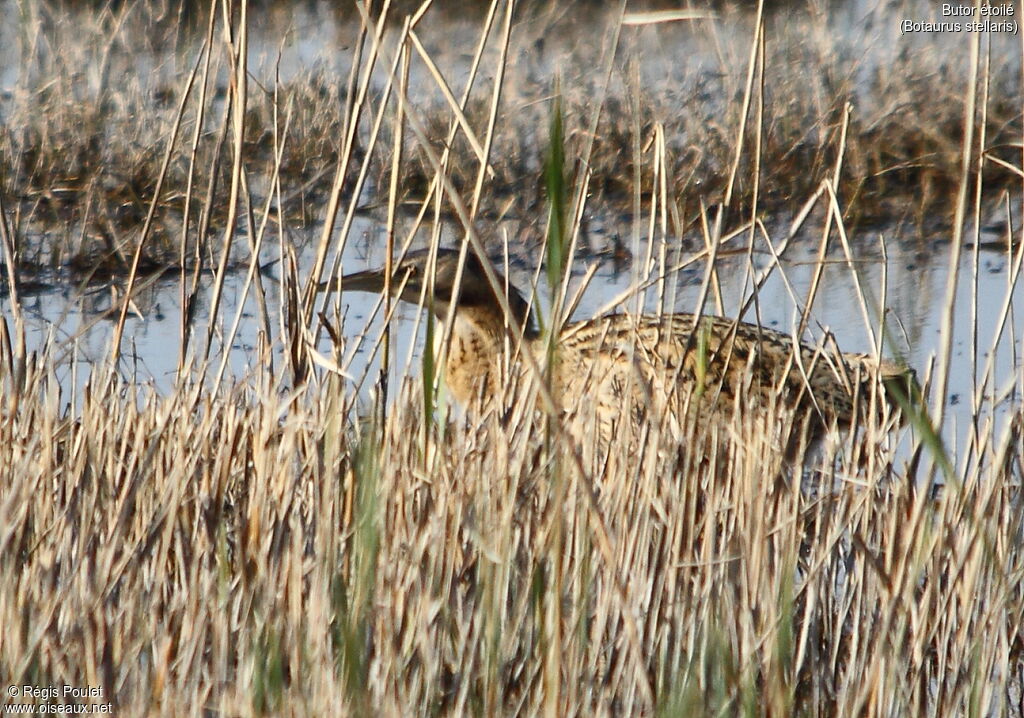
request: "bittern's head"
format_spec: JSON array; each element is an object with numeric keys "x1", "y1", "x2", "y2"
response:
[{"x1": 342, "y1": 248, "x2": 536, "y2": 336}]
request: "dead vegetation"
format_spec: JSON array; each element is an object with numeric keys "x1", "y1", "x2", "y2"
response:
[
  {"x1": 1, "y1": 0, "x2": 1020, "y2": 283},
  {"x1": 1, "y1": 0, "x2": 1024, "y2": 715},
  {"x1": 1, "y1": 320, "x2": 1022, "y2": 715}
]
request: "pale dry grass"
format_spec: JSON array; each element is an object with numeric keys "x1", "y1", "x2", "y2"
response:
[
  {"x1": 2, "y1": 0, "x2": 1020, "y2": 283},
  {"x1": 1, "y1": 338, "x2": 1022, "y2": 716},
  {"x1": 2, "y1": 0, "x2": 1024, "y2": 715}
]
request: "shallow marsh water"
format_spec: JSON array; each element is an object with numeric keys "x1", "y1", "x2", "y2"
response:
[
  {"x1": 13, "y1": 211, "x2": 1023, "y2": 462},
  {"x1": 2, "y1": 0, "x2": 1022, "y2": 459}
]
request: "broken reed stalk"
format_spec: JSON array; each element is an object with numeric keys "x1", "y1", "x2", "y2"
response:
[{"x1": 2, "y1": 2, "x2": 1023, "y2": 716}]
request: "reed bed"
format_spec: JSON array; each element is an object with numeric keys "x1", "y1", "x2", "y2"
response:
[
  {"x1": 2, "y1": 0, "x2": 1024, "y2": 716},
  {"x1": 2, "y1": 0, "x2": 1021, "y2": 280},
  {"x1": 1, "y1": 325, "x2": 1022, "y2": 716}
]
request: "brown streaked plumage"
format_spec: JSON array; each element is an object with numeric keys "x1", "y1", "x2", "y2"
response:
[{"x1": 339, "y1": 248, "x2": 907, "y2": 440}]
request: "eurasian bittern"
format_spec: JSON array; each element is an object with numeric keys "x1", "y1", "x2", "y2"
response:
[{"x1": 340, "y1": 248, "x2": 906, "y2": 440}]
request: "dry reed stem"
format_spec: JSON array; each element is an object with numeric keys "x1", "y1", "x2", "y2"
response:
[
  {"x1": 2, "y1": 1, "x2": 1023, "y2": 716},
  {"x1": 4, "y1": 360, "x2": 1020, "y2": 716}
]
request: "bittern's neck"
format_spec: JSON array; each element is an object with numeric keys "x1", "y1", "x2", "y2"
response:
[
  {"x1": 431, "y1": 284, "x2": 538, "y2": 342},
  {"x1": 435, "y1": 293, "x2": 535, "y2": 407}
]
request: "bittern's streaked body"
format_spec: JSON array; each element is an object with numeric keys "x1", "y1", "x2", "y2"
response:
[{"x1": 341, "y1": 248, "x2": 905, "y2": 439}]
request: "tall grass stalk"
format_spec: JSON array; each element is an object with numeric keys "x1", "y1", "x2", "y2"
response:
[{"x1": 1, "y1": 1, "x2": 1023, "y2": 716}]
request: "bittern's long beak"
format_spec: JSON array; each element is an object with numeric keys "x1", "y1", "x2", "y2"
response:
[
  {"x1": 316, "y1": 268, "x2": 388, "y2": 295},
  {"x1": 319, "y1": 266, "x2": 419, "y2": 303},
  {"x1": 337, "y1": 268, "x2": 388, "y2": 294}
]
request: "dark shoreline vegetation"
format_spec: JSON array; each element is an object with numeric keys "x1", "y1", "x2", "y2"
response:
[
  {"x1": 1, "y1": 0, "x2": 1021, "y2": 285},
  {"x1": 2, "y1": 0, "x2": 1024, "y2": 716}
]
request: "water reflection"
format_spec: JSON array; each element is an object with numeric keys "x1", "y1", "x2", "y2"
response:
[
  {"x1": 13, "y1": 212, "x2": 1023, "y2": 460},
  {"x1": 2, "y1": 0, "x2": 1022, "y2": 460}
]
